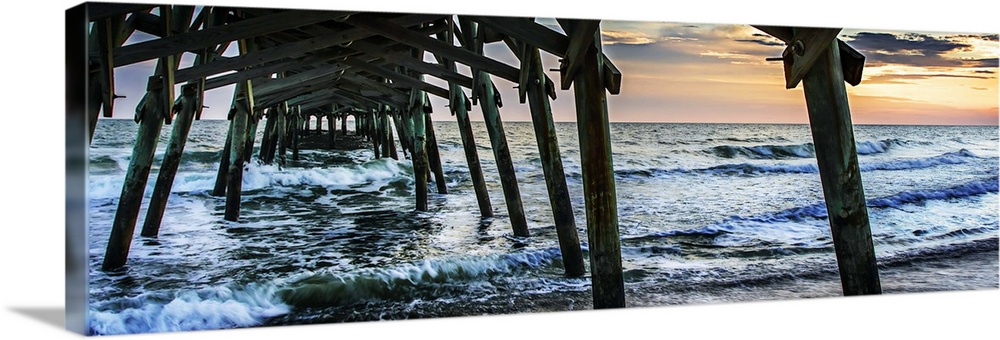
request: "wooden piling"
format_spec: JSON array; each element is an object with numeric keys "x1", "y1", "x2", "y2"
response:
[
  {"x1": 224, "y1": 88, "x2": 252, "y2": 222},
  {"x1": 392, "y1": 111, "x2": 412, "y2": 157},
  {"x1": 425, "y1": 114, "x2": 448, "y2": 194},
  {"x1": 379, "y1": 107, "x2": 392, "y2": 159},
  {"x1": 259, "y1": 108, "x2": 277, "y2": 163},
  {"x1": 411, "y1": 103, "x2": 430, "y2": 211},
  {"x1": 801, "y1": 37, "x2": 881, "y2": 295},
  {"x1": 433, "y1": 28, "x2": 493, "y2": 217},
  {"x1": 277, "y1": 103, "x2": 288, "y2": 166},
  {"x1": 475, "y1": 73, "x2": 529, "y2": 236},
  {"x1": 102, "y1": 77, "x2": 167, "y2": 271},
  {"x1": 140, "y1": 84, "x2": 198, "y2": 238},
  {"x1": 291, "y1": 106, "x2": 300, "y2": 161},
  {"x1": 243, "y1": 113, "x2": 260, "y2": 162},
  {"x1": 462, "y1": 20, "x2": 528, "y2": 235},
  {"x1": 87, "y1": 75, "x2": 104, "y2": 143},
  {"x1": 328, "y1": 112, "x2": 337, "y2": 148},
  {"x1": 523, "y1": 44, "x2": 586, "y2": 277},
  {"x1": 373, "y1": 110, "x2": 383, "y2": 159},
  {"x1": 386, "y1": 112, "x2": 399, "y2": 160},
  {"x1": 570, "y1": 24, "x2": 625, "y2": 308},
  {"x1": 212, "y1": 119, "x2": 234, "y2": 196},
  {"x1": 454, "y1": 94, "x2": 493, "y2": 217}
]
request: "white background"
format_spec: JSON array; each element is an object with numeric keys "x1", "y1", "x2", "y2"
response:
[{"x1": 1, "y1": 0, "x2": 997, "y2": 339}]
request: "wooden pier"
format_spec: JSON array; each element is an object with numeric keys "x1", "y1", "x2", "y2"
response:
[{"x1": 72, "y1": 2, "x2": 882, "y2": 310}]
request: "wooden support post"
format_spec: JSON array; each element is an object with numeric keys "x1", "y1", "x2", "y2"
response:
[
  {"x1": 341, "y1": 114, "x2": 348, "y2": 135},
  {"x1": 372, "y1": 111, "x2": 382, "y2": 159},
  {"x1": 411, "y1": 105, "x2": 430, "y2": 211},
  {"x1": 455, "y1": 96, "x2": 493, "y2": 217},
  {"x1": 259, "y1": 108, "x2": 277, "y2": 163},
  {"x1": 425, "y1": 114, "x2": 447, "y2": 194},
  {"x1": 87, "y1": 75, "x2": 103, "y2": 143},
  {"x1": 291, "y1": 106, "x2": 300, "y2": 161},
  {"x1": 386, "y1": 111, "x2": 399, "y2": 160},
  {"x1": 524, "y1": 44, "x2": 586, "y2": 277},
  {"x1": 570, "y1": 25, "x2": 624, "y2": 308},
  {"x1": 316, "y1": 114, "x2": 322, "y2": 133},
  {"x1": 460, "y1": 20, "x2": 527, "y2": 234},
  {"x1": 140, "y1": 84, "x2": 198, "y2": 238},
  {"x1": 475, "y1": 71, "x2": 528, "y2": 236},
  {"x1": 243, "y1": 113, "x2": 259, "y2": 162},
  {"x1": 436, "y1": 28, "x2": 493, "y2": 217},
  {"x1": 327, "y1": 112, "x2": 336, "y2": 148},
  {"x1": 392, "y1": 110, "x2": 412, "y2": 157},
  {"x1": 379, "y1": 107, "x2": 392, "y2": 159},
  {"x1": 102, "y1": 76, "x2": 167, "y2": 271},
  {"x1": 224, "y1": 87, "x2": 251, "y2": 222},
  {"x1": 800, "y1": 37, "x2": 881, "y2": 296},
  {"x1": 277, "y1": 103, "x2": 288, "y2": 166},
  {"x1": 212, "y1": 119, "x2": 234, "y2": 196},
  {"x1": 300, "y1": 113, "x2": 309, "y2": 136}
]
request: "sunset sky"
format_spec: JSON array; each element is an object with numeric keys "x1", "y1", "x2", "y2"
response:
[{"x1": 108, "y1": 11, "x2": 999, "y2": 125}]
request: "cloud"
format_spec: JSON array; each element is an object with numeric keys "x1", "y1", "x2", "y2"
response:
[
  {"x1": 971, "y1": 87, "x2": 988, "y2": 90},
  {"x1": 969, "y1": 58, "x2": 998, "y2": 68},
  {"x1": 865, "y1": 73, "x2": 991, "y2": 84},
  {"x1": 602, "y1": 30, "x2": 657, "y2": 45},
  {"x1": 844, "y1": 32, "x2": 973, "y2": 67},
  {"x1": 947, "y1": 34, "x2": 999, "y2": 42},
  {"x1": 974, "y1": 69, "x2": 996, "y2": 74},
  {"x1": 735, "y1": 33, "x2": 784, "y2": 47}
]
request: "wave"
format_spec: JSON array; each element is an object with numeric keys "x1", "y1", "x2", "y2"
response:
[
  {"x1": 613, "y1": 149, "x2": 979, "y2": 179},
  {"x1": 709, "y1": 143, "x2": 815, "y2": 159},
  {"x1": 88, "y1": 283, "x2": 289, "y2": 335},
  {"x1": 625, "y1": 177, "x2": 999, "y2": 241},
  {"x1": 88, "y1": 158, "x2": 413, "y2": 200},
  {"x1": 279, "y1": 248, "x2": 561, "y2": 308},
  {"x1": 707, "y1": 139, "x2": 908, "y2": 160},
  {"x1": 88, "y1": 249, "x2": 561, "y2": 335},
  {"x1": 867, "y1": 176, "x2": 999, "y2": 209}
]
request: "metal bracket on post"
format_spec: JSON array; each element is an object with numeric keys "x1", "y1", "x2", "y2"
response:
[
  {"x1": 755, "y1": 25, "x2": 864, "y2": 88},
  {"x1": 781, "y1": 28, "x2": 841, "y2": 89}
]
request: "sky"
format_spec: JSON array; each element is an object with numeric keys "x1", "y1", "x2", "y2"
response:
[{"x1": 104, "y1": 6, "x2": 999, "y2": 126}]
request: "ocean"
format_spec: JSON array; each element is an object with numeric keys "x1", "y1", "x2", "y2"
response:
[{"x1": 85, "y1": 119, "x2": 999, "y2": 335}]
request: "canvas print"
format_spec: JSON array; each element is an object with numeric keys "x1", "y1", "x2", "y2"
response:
[{"x1": 67, "y1": 1, "x2": 999, "y2": 336}]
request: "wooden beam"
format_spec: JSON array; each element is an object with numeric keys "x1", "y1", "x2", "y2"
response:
[
  {"x1": 339, "y1": 72, "x2": 410, "y2": 104},
  {"x1": 470, "y1": 15, "x2": 621, "y2": 94},
  {"x1": 557, "y1": 19, "x2": 601, "y2": 90},
  {"x1": 344, "y1": 14, "x2": 521, "y2": 83},
  {"x1": 170, "y1": 14, "x2": 442, "y2": 84},
  {"x1": 347, "y1": 40, "x2": 474, "y2": 89},
  {"x1": 341, "y1": 57, "x2": 450, "y2": 98},
  {"x1": 94, "y1": 18, "x2": 116, "y2": 118},
  {"x1": 252, "y1": 64, "x2": 350, "y2": 97},
  {"x1": 113, "y1": 10, "x2": 339, "y2": 66},
  {"x1": 838, "y1": 40, "x2": 865, "y2": 86}
]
